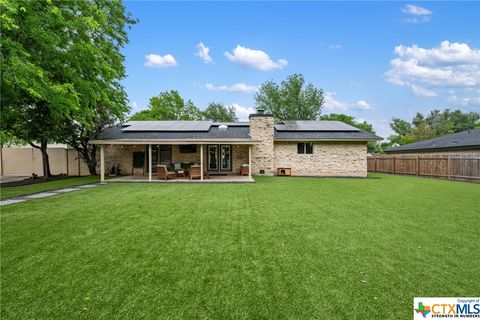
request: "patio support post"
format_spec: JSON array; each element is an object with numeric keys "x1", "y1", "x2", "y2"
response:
[
  {"x1": 248, "y1": 145, "x2": 252, "y2": 179},
  {"x1": 200, "y1": 144, "x2": 204, "y2": 181},
  {"x1": 148, "y1": 144, "x2": 152, "y2": 182},
  {"x1": 100, "y1": 145, "x2": 105, "y2": 182}
]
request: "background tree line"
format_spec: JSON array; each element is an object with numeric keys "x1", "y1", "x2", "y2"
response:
[
  {"x1": 388, "y1": 109, "x2": 480, "y2": 146},
  {"x1": 129, "y1": 90, "x2": 238, "y2": 122}
]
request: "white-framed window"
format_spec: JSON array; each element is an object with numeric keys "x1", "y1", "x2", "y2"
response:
[{"x1": 297, "y1": 142, "x2": 313, "y2": 154}]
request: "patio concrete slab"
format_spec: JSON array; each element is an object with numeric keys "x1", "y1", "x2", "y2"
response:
[{"x1": 0, "y1": 199, "x2": 27, "y2": 206}]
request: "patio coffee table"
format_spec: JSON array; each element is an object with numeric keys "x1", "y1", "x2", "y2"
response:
[{"x1": 176, "y1": 170, "x2": 185, "y2": 177}]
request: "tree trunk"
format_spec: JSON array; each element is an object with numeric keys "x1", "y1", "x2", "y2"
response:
[
  {"x1": 30, "y1": 141, "x2": 52, "y2": 178},
  {"x1": 84, "y1": 148, "x2": 97, "y2": 175},
  {"x1": 40, "y1": 141, "x2": 52, "y2": 178},
  {"x1": 76, "y1": 142, "x2": 97, "y2": 175}
]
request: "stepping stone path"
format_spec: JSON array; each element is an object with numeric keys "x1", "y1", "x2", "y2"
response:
[{"x1": 0, "y1": 184, "x2": 100, "y2": 206}]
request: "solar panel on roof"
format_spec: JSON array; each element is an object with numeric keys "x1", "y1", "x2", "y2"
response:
[
  {"x1": 275, "y1": 121, "x2": 359, "y2": 132},
  {"x1": 122, "y1": 121, "x2": 212, "y2": 132}
]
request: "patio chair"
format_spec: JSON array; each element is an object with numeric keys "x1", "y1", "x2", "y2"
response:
[
  {"x1": 157, "y1": 165, "x2": 177, "y2": 180},
  {"x1": 189, "y1": 165, "x2": 202, "y2": 180},
  {"x1": 108, "y1": 163, "x2": 121, "y2": 176}
]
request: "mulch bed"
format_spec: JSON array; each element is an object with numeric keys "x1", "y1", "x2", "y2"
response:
[{"x1": 1, "y1": 174, "x2": 77, "y2": 188}]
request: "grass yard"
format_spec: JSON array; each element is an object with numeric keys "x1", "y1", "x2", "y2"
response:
[
  {"x1": 0, "y1": 176, "x2": 101, "y2": 200},
  {"x1": 1, "y1": 174, "x2": 479, "y2": 319}
]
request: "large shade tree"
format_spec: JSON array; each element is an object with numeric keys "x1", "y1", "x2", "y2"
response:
[
  {"x1": 130, "y1": 90, "x2": 202, "y2": 121},
  {"x1": 320, "y1": 113, "x2": 379, "y2": 152},
  {"x1": 1, "y1": 0, "x2": 135, "y2": 176},
  {"x1": 202, "y1": 103, "x2": 238, "y2": 122},
  {"x1": 254, "y1": 74, "x2": 324, "y2": 121}
]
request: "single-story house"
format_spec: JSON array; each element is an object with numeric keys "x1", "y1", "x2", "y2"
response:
[
  {"x1": 384, "y1": 128, "x2": 480, "y2": 156},
  {"x1": 89, "y1": 110, "x2": 381, "y2": 182}
]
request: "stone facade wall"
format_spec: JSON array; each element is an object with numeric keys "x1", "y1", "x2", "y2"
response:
[
  {"x1": 232, "y1": 145, "x2": 249, "y2": 175},
  {"x1": 249, "y1": 115, "x2": 275, "y2": 175},
  {"x1": 273, "y1": 141, "x2": 367, "y2": 177},
  {"x1": 100, "y1": 145, "x2": 146, "y2": 175},
  {"x1": 171, "y1": 145, "x2": 200, "y2": 164}
]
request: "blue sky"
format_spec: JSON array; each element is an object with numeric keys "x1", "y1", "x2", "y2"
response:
[{"x1": 122, "y1": 1, "x2": 480, "y2": 138}]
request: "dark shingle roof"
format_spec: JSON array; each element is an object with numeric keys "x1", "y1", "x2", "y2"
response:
[
  {"x1": 92, "y1": 120, "x2": 382, "y2": 142},
  {"x1": 385, "y1": 128, "x2": 480, "y2": 153},
  {"x1": 98, "y1": 123, "x2": 251, "y2": 141},
  {"x1": 122, "y1": 121, "x2": 212, "y2": 131},
  {"x1": 275, "y1": 120, "x2": 359, "y2": 132},
  {"x1": 275, "y1": 130, "x2": 381, "y2": 141}
]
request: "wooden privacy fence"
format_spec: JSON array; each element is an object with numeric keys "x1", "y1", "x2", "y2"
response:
[{"x1": 367, "y1": 155, "x2": 480, "y2": 182}]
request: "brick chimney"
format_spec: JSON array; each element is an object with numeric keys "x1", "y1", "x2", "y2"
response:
[{"x1": 249, "y1": 109, "x2": 275, "y2": 175}]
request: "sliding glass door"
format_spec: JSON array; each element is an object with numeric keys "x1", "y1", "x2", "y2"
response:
[
  {"x1": 146, "y1": 145, "x2": 172, "y2": 172},
  {"x1": 208, "y1": 145, "x2": 218, "y2": 170}
]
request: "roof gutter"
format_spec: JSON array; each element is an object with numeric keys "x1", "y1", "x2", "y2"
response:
[
  {"x1": 89, "y1": 139, "x2": 260, "y2": 145},
  {"x1": 274, "y1": 137, "x2": 382, "y2": 142},
  {"x1": 384, "y1": 145, "x2": 480, "y2": 153}
]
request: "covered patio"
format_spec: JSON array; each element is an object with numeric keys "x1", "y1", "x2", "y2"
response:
[
  {"x1": 90, "y1": 121, "x2": 258, "y2": 183},
  {"x1": 94, "y1": 142, "x2": 255, "y2": 183},
  {"x1": 108, "y1": 174, "x2": 254, "y2": 183}
]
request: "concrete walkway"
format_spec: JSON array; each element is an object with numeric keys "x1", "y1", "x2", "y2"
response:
[{"x1": 0, "y1": 184, "x2": 99, "y2": 206}]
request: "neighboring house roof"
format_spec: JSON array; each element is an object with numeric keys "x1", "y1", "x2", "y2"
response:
[
  {"x1": 385, "y1": 128, "x2": 480, "y2": 153},
  {"x1": 90, "y1": 120, "x2": 382, "y2": 144},
  {"x1": 274, "y1": 121, "x2": 381, "y2": 141}
]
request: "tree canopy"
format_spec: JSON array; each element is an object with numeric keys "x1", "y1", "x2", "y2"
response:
[
  {"x1": 320, "y1": 113, "x2": 374, "y2": 133},
  {"x1": 389, "y1": 109, "x2": 480, "y2": 145},
  {"x1": 254, "y1": 74, "x2": 324, "y2": 121},
  {"x1": 202, "y1": 103, "x2": 238, "y2": 122},
  {"x1": 130, "y1": 91, "x2": 202, "y2": 121},
  {"x1": 1, "y1": 0, "x2": 136, "y2": 175},
  {"x1": 320, "y1": 113, "x2": 379, "y2": 152}
]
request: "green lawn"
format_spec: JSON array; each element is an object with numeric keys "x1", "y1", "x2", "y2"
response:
[
  {"x1": 0, "y1": 176, "x2": 101, "y2": 200},
  {"x1": 1, "y1": 174, "x2": 479, "y2": 319}
]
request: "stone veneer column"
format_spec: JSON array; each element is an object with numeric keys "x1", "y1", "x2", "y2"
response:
[{"x1": 249, "y1": 111, "x2": 275, "y2": 175}]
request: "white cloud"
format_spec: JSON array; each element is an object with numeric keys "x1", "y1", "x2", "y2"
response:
[
  {"x1": 448, "y1": 95, "x2": 480, "y2": 108},
  {"x1": 403, "y1": 4, "x2": 432, "y2": 16},
  {"x1": 228, "y1": 103, "x2": 256, "y2": 121},
  {"x1": 385, "y1": 41, "x2": 480, "y2": 97},
  {"x1": 144, "y1": 54, "x2": 177, "y2": 68},
  {"x1": 411, "y1": 85, "x2": 437, "y2": 97},
  {"x1": 224, "y1": 45, "x2": 288, "y2": 71},
  {"x1": 355, "y1": 100, "x2": 374, "y2": 110},
  {"x1": 329, "y1": 44, "x2": 342, "y2": 49},
  {"x1": 324, "y1": 92, "x2": 374, "y2": 111},
  {"x1": 204, "y1": 83, "x2": 259, "y2": 93},
  {"x1": 402, "y1": 4, "x2": 432, "y2": 23},
  {"x1": 195, "y1": 42, "x2": 212, "y2": 64},
  {"x1": 324, "y1": 92, "x2": 349, "y2": 111}
]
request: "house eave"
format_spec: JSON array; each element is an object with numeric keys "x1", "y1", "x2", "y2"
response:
[
  {"x1": 89, "y1": 139, "x2": 260, "y2": 145},
  {"x1": 274, "y1": 138, "x2": 381, "y2": 142}
]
